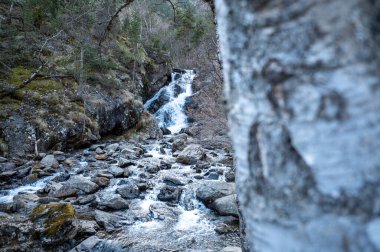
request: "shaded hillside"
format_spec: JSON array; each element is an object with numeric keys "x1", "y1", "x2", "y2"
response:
[{"x1": 0, "y1": 0, "x2": 224, "y2": 157}]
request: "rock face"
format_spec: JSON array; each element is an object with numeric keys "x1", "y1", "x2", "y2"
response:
[{"x1": 216, "y1": 0, "x2": 380, "y2": 251}]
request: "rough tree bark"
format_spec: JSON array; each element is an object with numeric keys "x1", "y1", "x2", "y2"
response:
[{"x1": 215, "y1": 0, "x2": 380, "y2": 251}]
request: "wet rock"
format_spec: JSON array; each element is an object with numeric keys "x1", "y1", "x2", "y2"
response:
[
  {"x1": 0, "y1": 203, "x2": 14, "y2": 213},
  {"x1": 38, "y1": 197, "x2": 60, "y2": 204},
  {"x1": 91, "y1": 177, "x2": 110, "y2": 187},
  {"x1": 163, "y1": 175, "x2": 187, "y2": 186},
  {"x1": 211, "y1": 194, "x2": 239, "y2": 217},
  {"x1": 206, "y1": 172, "x2": 220, "y2": 180},
  {"x1": 77, "y1": 220, "x2": 99, "y2": 236},
  {"x1": 160, "y1": 147, "x2": 166, "y2": 154},
  {"x1": 225, "y1": 171, "x2": 235, "y2": 182},
  {"x1": 95, "y1": 154, "x2": 107, "y2": 160},
  {"x1": 13, "y1": 193, "x2": 39, "y2": 212},
  {"x1": 108, "y1": 166, "x2": 124, "y2": 177},
  {"x1": 51, "y1": 173, "x2": 70, "y2": 183},
  {"x1": 49, "y1": 185, "x2": 78, "y2": 198},
  {"x1": 137, "y1": 181, "x2": 149, "y2": 191},
  {"x1": 172, "y1": 139, "x2": 186, "y2": 152},
  {"x1": 30, "y1": 203, "x2": 77, "y2": 244},
  {"x1": 161, "y1": 128, "x2": 171, "y2": 135},
  {"x1": 40, "y1": 155, "x2": 59, "y2": 169},
  {"x1": 94, "y1": 210, "x2": 134, "y2": 232},
  {"x1": 169, "y1": 133, "x2": 188, "y2": 143},
  {"x1": 146, "y1": 164, "x2": 160, "y2": 174},
  {"x1": 69, "y1": 235, "x2": 125, "y2": 252},
  {"x1": 123, "y1": 168, "x2": 130, "y2": 178},
  {"x1": 179, "y1": 127, "x2": 197, "y2": 136},
  {"x1": 66, "y1": 175, "x2": 99, "y2": 194},
  {"x1": 0, "y1": 170, "x2": 17, "y2": 179},
  {"x1": 105, "y1": 143, "x2": 119, "y2": 153},
  {"x1": 117, "y1": 180, "x2": 140, "y2": 199},
  {"x1": 160, "y1": 160, "x2": 172, "y2": 170},
  {"x1": 90, "y1": 144, "x2": 105, "y2": 151},
  {"x1": 196, "y1": 181, "x2": 235, "y2": 204},
  {"x1": 95, "y1": 147, "x2": 105, "y2": 154},
  {"x1": 157, "y1": 186, "x2": 182, "y2": 203},
  {"x1": 23, "y1": 173, "x2": 39, "y2": 183},
  {"x1": 97, "y1": 194, "x2": 129, "y2": 210},
  {"x1": 77, "y1": 194, "x2": 96, "y2": 205},
  {"x1": 1, "y1": 162, "x2": 16, "y2": 171},
  {"x1": 0, "y1": 157, "x2": 7, "y2": 163},
  {"x1": 118, "y1": 157, "x2": 133, "y2": 168},
  {"x1": 149, "y1": 202, "x2": 181, "y2": 221},
  {"x1": 176, "y1": 155, "x2": 197, "y2": 165},
  {"x1": 176, "y1": 144, "x2": 205, "y2": 165},
  {"x1": 97, "y1": 172, "x2": 114, "y2": 179},
  {"x1": 121, "y1": 147, "x2": 143, "y2": 159}
]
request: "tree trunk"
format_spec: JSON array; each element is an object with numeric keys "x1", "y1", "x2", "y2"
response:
[{"x1": 215, "y1": 0, "x2": 380, "y2": 251}]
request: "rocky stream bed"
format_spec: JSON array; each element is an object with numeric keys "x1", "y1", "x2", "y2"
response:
[{"x1": 0, "y1": 70, "x2": 241, "y2": 252}]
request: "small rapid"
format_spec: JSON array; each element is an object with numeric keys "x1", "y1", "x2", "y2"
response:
[{"x1": 144, "y1": 69, "x2": 196, "y2": 133}]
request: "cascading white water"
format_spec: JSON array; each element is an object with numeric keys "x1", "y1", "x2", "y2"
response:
[{"x1": 144, "y1": 70, "x2": 196, "y2": 134}]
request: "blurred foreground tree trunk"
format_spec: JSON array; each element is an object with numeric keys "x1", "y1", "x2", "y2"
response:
[{"x1": 215, "y1": 0, "x2": 380, "y2": 251}]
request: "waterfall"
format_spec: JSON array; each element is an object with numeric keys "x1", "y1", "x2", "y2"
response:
[{"x1": 144, "y1": 70, "x2": 196, "y2": 134}]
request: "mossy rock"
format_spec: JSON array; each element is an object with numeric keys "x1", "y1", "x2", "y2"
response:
[{"x1": 30, "y1": 203, "x2": 78, "y2": 244}]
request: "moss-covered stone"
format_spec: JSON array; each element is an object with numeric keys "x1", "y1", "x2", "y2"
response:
[{"x1": 30, "y1": 203, "x2": 76, "y2": 239}]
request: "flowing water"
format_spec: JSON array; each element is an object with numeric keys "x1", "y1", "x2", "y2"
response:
[
  {"x1": 0, "y1": 70, "x2": 240, "y2": 251},
  {"x1": 144, "y1": 70, "x2": 195, "y2": 133}
]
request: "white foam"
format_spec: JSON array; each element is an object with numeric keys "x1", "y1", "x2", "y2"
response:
[{"x1": 0, "y1": 176, "x2": 52, "y2": 203}]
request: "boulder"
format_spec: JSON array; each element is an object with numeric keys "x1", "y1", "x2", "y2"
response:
[
  {"x1": 118, "y1": 157, "x2": 133, "y2": 168},
  {"x1": 105, "y1": 143, "x2": 119, "y2": 153},
  {"x1": 13, "y1": 193, "x2": 39, "y2": 212},
  {"x1": 117, "y1": 180, "x2": 140, "y2": 199},
  {"x1": 91, "y1": 177, "x2": 110, "y2": 187},
  {"x1": 196, "y1": 181, "x2": 235, "y2": 204},
  {"x1": 30, "y1": 203, "x2": 77, "y2": 244},
  {"x1": 40, "y1": 155, "x2": 59, "y2": 169},
  {"x1": 69, "y1": 236, "x2": 125, "y2": 252},
  {"x1": 108, "y1": 166, "x2": 124, "y2": 177},
  {"x1": 157, "y1": 186, "x2": 182, "y2": 203},
  {"x1": 176, "y1": 144, "x2": 205, "y2": 165},
  {"x1": 94, "y1": 210, "x2": 134, "y2": 232},
  {"x1": 66, "y1": 175, "x2": 99, "y2": 194},
  {"x1": 97, "y1": 194, "x2": 129, "y2": 210},
  {"x1": 172, "y1": 139, "x2": 186, "y2": 152},
  {"x1": 49, "y1": 185, "x2": 78, "y2": 198},
  {"x1": 149, "y1": 202, "x2": 181, "y2": 221},
  {"x1": 163, "y1": 175, "x2": 187, "y2": 186},
  {"x1": 77, "y1": 220, "x2": 99, "y2": 236},
  {"x1": 211, "y1": 194, "x2": 239, "y2": 217}
]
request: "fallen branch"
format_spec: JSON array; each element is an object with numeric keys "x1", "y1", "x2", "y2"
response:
[
  {"x1": 39, "y1": 74, "x2": 74, "y2": 80},
  {"x1": 22, "y1": 62, "x2": 47, "y2": 85}
]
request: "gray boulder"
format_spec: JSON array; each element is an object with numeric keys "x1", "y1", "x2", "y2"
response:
[
  {"x1": 117, "y1": 180, "x2": 140, "y2": 199},
  {"x1": 69, "y1": 236, "x2": 125, "y2": 252},
  {"x1": 211, "y1": 194, "x2": 239, "y2": 217},
  {"x1": 196, "y1": 181, "x2": 235, "y2": 204},
  {"x1": 66, "y1": 175, "x2": 99, "y2": 194},
  {"x1": 40, "y1": 155, "x2": 59, "y2": 168},
  {"x1": 94, "y1": 210, "x2": 134, "y2": 232}
]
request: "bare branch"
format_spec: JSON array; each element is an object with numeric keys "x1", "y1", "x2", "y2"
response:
[
  {"x1": 98, "y1": 0, "x2": 135, "y2": 49},
  {"x1": 22, "y1": 62, "x2": 47, "y2": 85}
]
